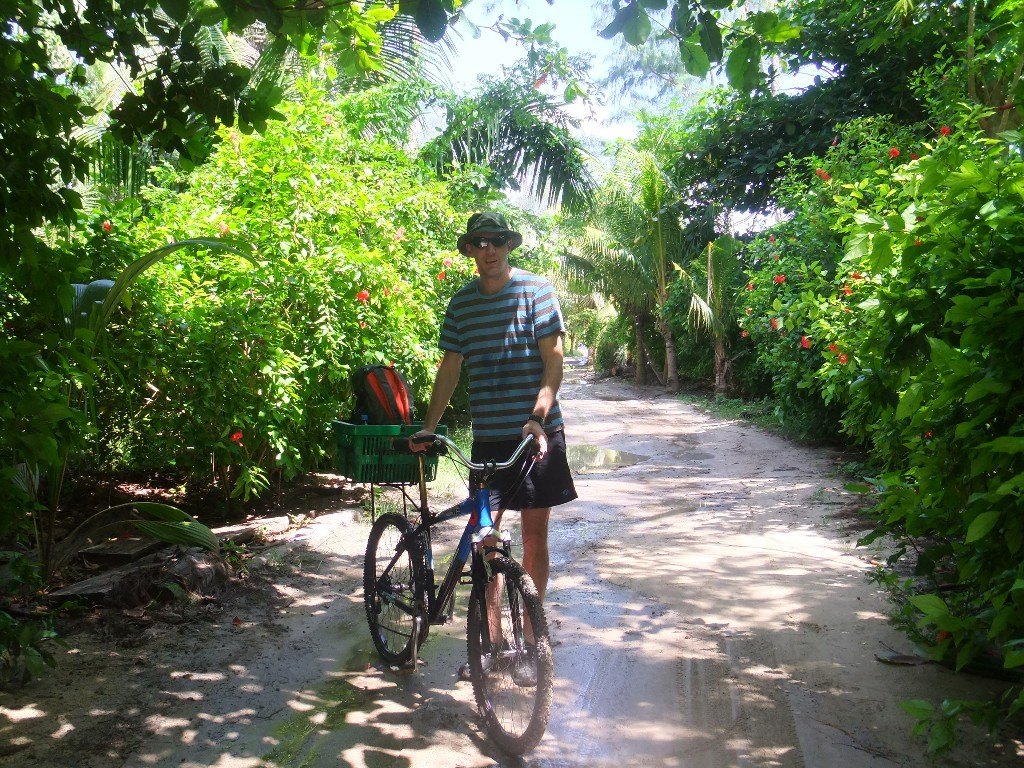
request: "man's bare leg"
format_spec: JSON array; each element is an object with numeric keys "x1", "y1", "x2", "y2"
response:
[{"x1": 520, "y1": 507, "x2": 550, "y2": 643}]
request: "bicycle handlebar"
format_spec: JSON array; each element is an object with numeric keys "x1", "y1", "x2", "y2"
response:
[{"x1": 393, "y1": 433, "x2": 536, "y2": 472}]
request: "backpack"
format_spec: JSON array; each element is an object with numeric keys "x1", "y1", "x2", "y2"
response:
[{"x1": 351, "y1": 364, "x2": 414, "y2": 425}]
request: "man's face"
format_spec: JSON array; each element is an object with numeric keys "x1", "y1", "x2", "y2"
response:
[{"x1": 465, "y1": 235, "x2": 512, "y2": 280}]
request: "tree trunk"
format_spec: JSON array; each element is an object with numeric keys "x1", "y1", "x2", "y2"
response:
[
  {"x1": 634, "y1": 317, "x2": 647, "y2": 386},
  {"x1": 714, "y1": 336, "x2": 728, "y2": 396},
  {"x1": 656, "y1": 317, "x2": 680, "y2": 393}
]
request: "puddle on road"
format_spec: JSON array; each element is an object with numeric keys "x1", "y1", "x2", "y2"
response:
[{"x1": 567, "y1": 444, "x2": 647, "y2": 475}]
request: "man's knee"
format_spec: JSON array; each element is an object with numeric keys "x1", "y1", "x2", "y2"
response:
[{"x1": 520, "y1": 507, "x2": 550, "y2": 550}]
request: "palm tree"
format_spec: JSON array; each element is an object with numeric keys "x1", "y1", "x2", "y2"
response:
[
  {"x1": 422, "y1": 78, "x2": 595, "y2": 213},
  {"x1": 679, "y1": 235, "x2": 741, "y2": 395},
  {"x1": 564, "y1": 147, "x2": 685, "y2": 390}
]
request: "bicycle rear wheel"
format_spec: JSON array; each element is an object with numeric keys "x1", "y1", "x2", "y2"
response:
[
  {"x1": 364, "y1": 513, "x2": 426, "y2": 666},
  {"x1": 466, "y1": 556, "x2": 553, "y2": 755}
]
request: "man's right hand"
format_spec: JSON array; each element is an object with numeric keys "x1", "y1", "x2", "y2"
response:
[{"x1": 408, "y1": 429, "x2": 434, "y2": 452}]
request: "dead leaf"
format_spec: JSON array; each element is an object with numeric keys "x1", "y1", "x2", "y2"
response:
[{"x1": 874, "y1": 651, "x2": 931, "y2": 666}]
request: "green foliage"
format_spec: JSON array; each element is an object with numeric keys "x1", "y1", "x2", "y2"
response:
[
  {"x1": 594, "y1": 313, "x2": 632, "y2": 374},
  {"x1": 598, "y1": 1, "x2": 800, "y2": 93},
  {"x1": 92, "y1": 81, "x2": 469, "y2": 501},
  {"x1": 735, "y1": 70, "x2": 1024, "y2": 744},
  {"x1": 0, "y1": 611, "x2": 58, "y2": 688}
]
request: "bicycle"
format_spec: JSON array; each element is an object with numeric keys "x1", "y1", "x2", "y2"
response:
[{"x1": 362, "y1": 432, "x2": 554, "y2": 755}]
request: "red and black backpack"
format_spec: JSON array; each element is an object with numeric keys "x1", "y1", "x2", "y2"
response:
[{"x1": 351, "y1": 364, "x2": 414, "y2": 425}]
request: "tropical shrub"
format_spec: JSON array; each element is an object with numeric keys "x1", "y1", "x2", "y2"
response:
[
  {"x1": 90, "y1": 81, "x2": 473, "y2": 502},
  {"x1": 738, "y1": 78, "x2": 1024, "y2": 743}
]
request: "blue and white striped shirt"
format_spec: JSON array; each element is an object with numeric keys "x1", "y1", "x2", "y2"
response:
[{"x1": 440, "y1": 270, "x2": 565, "y2": 441}]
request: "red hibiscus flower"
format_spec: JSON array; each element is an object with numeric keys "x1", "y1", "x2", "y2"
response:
[
  {"x1": 101, "y1": 220, "x2": 112, "y2": 233},
  {"x1": 851, "y1": 271, "x2": 863, "y2": 280},
  {"x1": 914, "y1": 238, "x2": 923, "y2": 246},
  {"x1": 828, "y1": 343, "x2": 839, "y2": 353},
  {"x1": 815, "y1": 168, "x2": 831, "y2": 181},
  {"x1": 769, "y1": 317, "x2": 779, "y2": 330},
  {"x1": 939, "y1": 125, "x2": 951, "y2": 136},
  {"x1": 356, "y1": 289, "x2": 370, "y2": 303},
  {"x1": 801, "y1": 335, "x2": 811, "y2": 349},
  {"x1": 889, "y1": 147, "x2": 900, "y2": 159},
  {"x1": 910, "y1": 153, "x2": 919, "y2": 160},
  {"x1": 839, "y1": 353, "x2": 848, "y2": 364},
  {"x1": 842, "y1": 284, "x2": 853, "y2": 296},
  {"x1": 746, "y1": 282, "x2": 755, "y2": 291},
  {"x1": 773, "y1": 274, "x2": 786, "y2": 285},
  {"x1": 437, "y1": 271, "x2": 446, "y2": 281},
  {"x1": 924, "y1": 431, "x2": 933, "y2": 439},
  {"x1": 229, "y1": 430, "x2": 243, "y2": 444}
]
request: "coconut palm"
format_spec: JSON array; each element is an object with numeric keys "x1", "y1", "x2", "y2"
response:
[
  {"x1": 422, "y1": 77, "x2": 595, "y2": 213},
  {"x1": 678, "y1": 234, "x2": 742, "y2": 395},
  {"x1": 563, "y1": 147, "x2": 685, "y2": 390}
]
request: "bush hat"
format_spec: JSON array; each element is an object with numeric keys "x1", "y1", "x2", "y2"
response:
[{"x1": 456, "y1": 211, "x2": 523, "y2": 254}]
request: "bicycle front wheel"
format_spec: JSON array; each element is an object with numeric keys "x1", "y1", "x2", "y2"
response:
[
  {"x1": 466, "y1": 556, "x2": 553, "y2": 755},
  {"x1": 364, "y1": 513, "x2": 425, "y2": 666}
]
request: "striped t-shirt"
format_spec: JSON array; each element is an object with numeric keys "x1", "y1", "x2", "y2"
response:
[{"x1": 440, "y1": 269, "x2": 565, "y2": 441}]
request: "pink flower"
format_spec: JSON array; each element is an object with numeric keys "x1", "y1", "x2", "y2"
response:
[
  {"x1": 741, "y1": 329, "x2": 749, "y2": 338},
  {"x1": 769, "y1": 235, "x2": 776, "y2": 244},
  {"x1": 101, "y1": 220, "x2": 112, "y2": 233},
  {"x1": 219, "y1": 222, "x2": 230, "y2": 235},
  {"x1": 889, "y1": 147, "x2": 900, "y2": 159},
  {"x1": 939, "y1": 125, "x2": 951, "y2": 136},
  {"x1": 356, "y1": 289, "x2": 370, "y2": 303},
  {"x1": 324, "y1": 114, "x2": 335, "y2": 126},
  {"x1": 443, "y1": 257, "x2": 452, "y2": 267},
  {"x1": 394, "y1": 227, "x2": 405, "y2": 241},
  {"x1": 773, "y1": 274, "x2": 786, "y2": 285}
]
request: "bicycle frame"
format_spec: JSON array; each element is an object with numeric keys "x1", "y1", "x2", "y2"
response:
[{"x1": 376, "y1": 453, "x2": 504, "y2": 629}]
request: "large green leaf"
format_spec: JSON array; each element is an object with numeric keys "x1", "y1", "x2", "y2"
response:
[
  {"x1": 965, "y1": 510, "x2": 1001, "y2": 543},
  {"x1": 99, "y1": 502, "x2": 220, "y2": 553},
  {"x1": 699, "y1": 11, "x2": 724, "y2": 63},
  {"x1": 95, "y1": 239, "x2": 255, "y2": 339}
]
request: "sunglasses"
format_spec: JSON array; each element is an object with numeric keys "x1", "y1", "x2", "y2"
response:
[{"x1": 467, "y1": 235, "x2": 509, "y2": 249}]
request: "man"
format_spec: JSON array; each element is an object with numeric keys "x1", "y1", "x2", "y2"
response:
[{"x1": 413, "y1": 211, "x2": 577, "y2": 681}]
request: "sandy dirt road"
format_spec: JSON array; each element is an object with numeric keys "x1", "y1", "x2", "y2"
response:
[{"x1": 3, "y1": 373, "x2": 1021, "y2": 767}]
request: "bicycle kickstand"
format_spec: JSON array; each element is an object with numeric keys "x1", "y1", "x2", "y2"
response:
[{"x1": 409, "y1": 615, "x2": 423, "y2": 669}]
